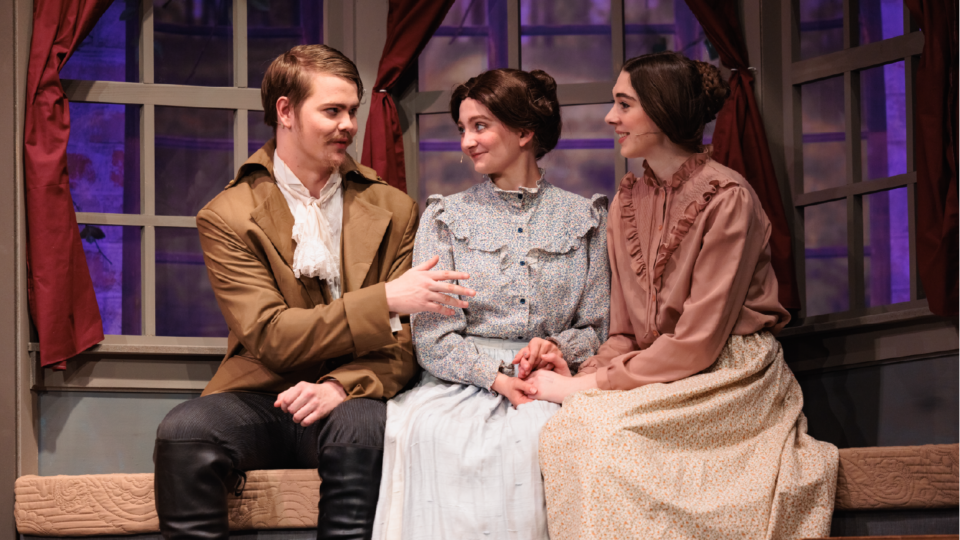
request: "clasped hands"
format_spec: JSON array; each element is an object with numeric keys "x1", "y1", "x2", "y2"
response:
[{"x1": 492, "y1": 337, "x2": 590, "y2": 408}]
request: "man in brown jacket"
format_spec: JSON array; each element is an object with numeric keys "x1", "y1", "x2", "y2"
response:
[{"x1": 153, "y1": 45, "x2": 473, "y2": 540}]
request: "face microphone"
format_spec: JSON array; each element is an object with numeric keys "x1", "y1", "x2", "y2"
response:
[{"x1": 619, "y1": 131, "x2": 661, "y2": 140}]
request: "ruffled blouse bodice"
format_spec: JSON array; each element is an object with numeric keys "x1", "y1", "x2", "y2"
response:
[
  {"x1": 411, "y1": 178, "x2": 611, "y2": 389},
  {"x1": 578, "y1": 154, "x2": 790, "y2": 391}
]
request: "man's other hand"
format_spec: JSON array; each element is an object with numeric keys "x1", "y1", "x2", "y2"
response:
[
  {"x1": 385, "y1": 255, "x2": 476, "y2": 316},
  {"x1": 274, "y1": 380, "x2": 347, "y2": 427}
]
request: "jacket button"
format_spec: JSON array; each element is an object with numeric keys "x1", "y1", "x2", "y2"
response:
[
  {"x1": 519, "y1": 298, "x2": 526, "y2": 304},
  {"x1": 518, "y1": 227, "x2": 523, "y2": 233},
  {"x1": 520, "y1": 261, "x2": 526, "y2": 266}
]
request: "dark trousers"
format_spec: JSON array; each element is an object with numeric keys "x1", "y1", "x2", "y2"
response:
[
  {"x1": 156, "y1": 392, "x2": 386, "y2": 471},
  {"x1": 154, "y1": 392, "x2": 386, "y2": 540}
]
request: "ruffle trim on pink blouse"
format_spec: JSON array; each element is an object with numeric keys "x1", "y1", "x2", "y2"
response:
[
  {"x1": 641, "y1": 152, "x2": 710, "y2": 189},
  {"x1": 619, "y1": 157, "x2": 739, "y2": 290},
  {"x1": 652, "y1": 173, "x2": 739, "y2": 284},
  {"x1": 616, "y1": 171, "x2": 649, "y2": 291}
]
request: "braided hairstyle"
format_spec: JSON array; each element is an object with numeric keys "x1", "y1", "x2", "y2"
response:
[
  {"x1": 450, "y1": 69, "x2": 562, "y2": 160},
  {"x1": 620, "y1": 51, "x2": 730, "y2": 153}
]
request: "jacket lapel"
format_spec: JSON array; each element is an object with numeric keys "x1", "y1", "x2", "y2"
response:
[
  {"x1": 250, "y1": 186, "x2": 296, "y2": 268},
  {"x1": 249, "y1": 184, "x2": 325, "y2": 306},
  {"x1": 341, "y1": 174, "x2": 393, "y2": 292}
]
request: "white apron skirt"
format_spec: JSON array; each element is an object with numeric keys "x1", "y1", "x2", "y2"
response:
[{"x1": 373, "y1": 337, "x2": 561, "y2": 540}]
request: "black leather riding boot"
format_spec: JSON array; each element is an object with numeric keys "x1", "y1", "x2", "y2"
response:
[
  {"x1": 154, "y1": 439, "x2": 236, "y2": 540},
  {"x1": 316, "y1": 443, "x2": 384, "y2": 540}
]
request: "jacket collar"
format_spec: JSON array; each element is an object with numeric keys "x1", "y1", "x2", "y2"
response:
[{"x1": 238, "y1": 140, "x2": 392, "y2": 298}]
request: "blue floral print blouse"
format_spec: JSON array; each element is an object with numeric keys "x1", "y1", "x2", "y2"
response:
[{"x1": 411, "y1": 176, "x2": 611, "y2": 390}]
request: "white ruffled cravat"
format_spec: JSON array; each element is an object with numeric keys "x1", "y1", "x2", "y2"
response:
[{"x1": 273, "y1": 151, "x2": 342, "y2": 294}]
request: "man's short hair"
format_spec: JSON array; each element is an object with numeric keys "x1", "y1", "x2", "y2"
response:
[{"x1": 261, "y1": 44, "x2": 364, "y2": 131}]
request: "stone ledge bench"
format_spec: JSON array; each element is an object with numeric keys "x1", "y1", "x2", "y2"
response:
[{"x1": 14, "y1": 444, "x2": 959, "y2": 537}]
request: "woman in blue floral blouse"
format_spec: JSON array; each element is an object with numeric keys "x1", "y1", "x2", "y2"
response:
[{"x1": 372, "y1": 68, "x2": 610, "y2": 540}]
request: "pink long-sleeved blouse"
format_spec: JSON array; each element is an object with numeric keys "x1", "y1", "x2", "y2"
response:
[{"x1": 578, "y1": 153, "x2": 790, "y2": 391}]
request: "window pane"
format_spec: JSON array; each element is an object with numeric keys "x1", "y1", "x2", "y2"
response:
[
  {"x1": 61, "y1": 0, "x2": 139, "y2": 82},
  {"x1": 156, "y1": 106, "x2": 234, "y2": 217},
  {"x1": 861, "y1": 61, "x2": 907, "y2": 181},
  {"x1": 420, "y1": 0, "x2": 507, "y2": 92},
  {"x1": 624, "y1": 0, "x2": 715, "y2": 63},
  {"x1": 521, "y1": 0, "x2": 612, "y2": 84},
  {"x1": 248, "y1": 0, "x2": 323, "y2": 89},
  {"x1": 859, "y1": 0, "x2": 904, "y2": 46},
  {"x1": 248, "y1": 110, "x2": 275, "y2": 156},
  {"x1": 864, "y1": 188, "x2": 910, "y2": 307},
  {"x1": 801, "y1": 76, "x2": 846, "y2": 193},
  {"x1": 539, "y1": 104, "x2": 616, "y2": 199},
  {"x1": 417, "y1": 113, "x2": 476, "y2": 211},
  {"x1": 69, "y1": 103, "x2": 141, "y2": 214},
  {"x1": 804, "y1": 199, "x2": 848, "y2": 316},
  {"x1": 155, "y1": 0, "x2": 233, "y2": 86},
  {"x1": 79, "y1": 224, "x2": 142, "y2": 335},
  {"x1": 798, "y1": 0, "x2": 844, "y2": 60},
  {"x1": 156, "y1": 227, "x2": 228, "y2": 337}
]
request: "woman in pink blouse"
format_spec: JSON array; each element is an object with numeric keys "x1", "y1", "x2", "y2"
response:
[{"x1": 524, "y1": 52, "x2": 839, "y2": 539}]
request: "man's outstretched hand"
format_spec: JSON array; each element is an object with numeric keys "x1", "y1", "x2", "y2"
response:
[
  {"x1": 275, "y1": 380, "x2": 347, "y2": 427},
  {"x1": 385, "y1": 255, "x2": 476, "y2": 316}
]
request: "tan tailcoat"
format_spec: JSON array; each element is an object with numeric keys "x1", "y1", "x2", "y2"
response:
[{"x1": 197, "y1": 140, "x2": 419, "y2": 400}]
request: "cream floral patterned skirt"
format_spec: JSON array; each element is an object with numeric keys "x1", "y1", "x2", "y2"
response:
[{"x1": 539, "y1": 332, "x2": 839, "y2": 540}]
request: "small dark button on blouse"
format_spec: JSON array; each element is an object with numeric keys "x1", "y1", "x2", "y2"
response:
[
  {"x1": 517, "y1": 227, "x2": 523, "y2": 233},
  {"x1": 520, "y1": 261, "x2": 526, "y2": 266},
  {"x1": 520, "y1": 298, "x2": 526, "y2": 304},
  {"x1": 517, "y1": 194, "x2": 523, "y2": 200}
]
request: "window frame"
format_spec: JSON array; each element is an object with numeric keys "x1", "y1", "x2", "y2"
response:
[
  {"x1": 780, "y1": 0, "x2": 927, "y2": 325},
  {"x1": 62, "y1": 0, "x2": 267, "y2": 350}
]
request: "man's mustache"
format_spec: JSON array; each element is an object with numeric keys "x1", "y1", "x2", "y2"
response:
[{"x1": 329, "y1": 133, "x2": 353, "y2": 145}]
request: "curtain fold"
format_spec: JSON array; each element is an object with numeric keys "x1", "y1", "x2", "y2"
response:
[
  {"x1": 361, "y1": 0, "x2": 456, "y2": 193},
  {"x1": 24, "y1": 0, "x2": 114, "y2": 368},
  {"x1": 904, "y1": 0, "x2": 958, "y2": 317},
  {"x1": 683, "y1": 0, "x2": 801, "y2": 311}
]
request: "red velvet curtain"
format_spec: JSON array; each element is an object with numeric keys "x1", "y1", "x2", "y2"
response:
[
  {"x1": 683, "y1": 0, "x2": 801, "y2": 311},
  {"x1": 904, "y1": 0, "x2": 958, "y2": 317},
  {"x1": 24, "y1": 0, "x2": 113, "y2": 368},
  {"x1": 361, "y1": 0, "x2": 457, "y2": 192}
]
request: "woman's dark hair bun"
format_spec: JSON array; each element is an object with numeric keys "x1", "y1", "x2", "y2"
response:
[
  {"x1": 694, "y1": 61, "x2": 730, "y2": 123},
  {"x1": 529, "y1": 69, "x2": 558, "y2": 101}
]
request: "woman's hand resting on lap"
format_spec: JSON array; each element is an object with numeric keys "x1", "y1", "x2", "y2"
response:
[{"x1": 491, "y1": 373, "x2": 537, "y2": 407}]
